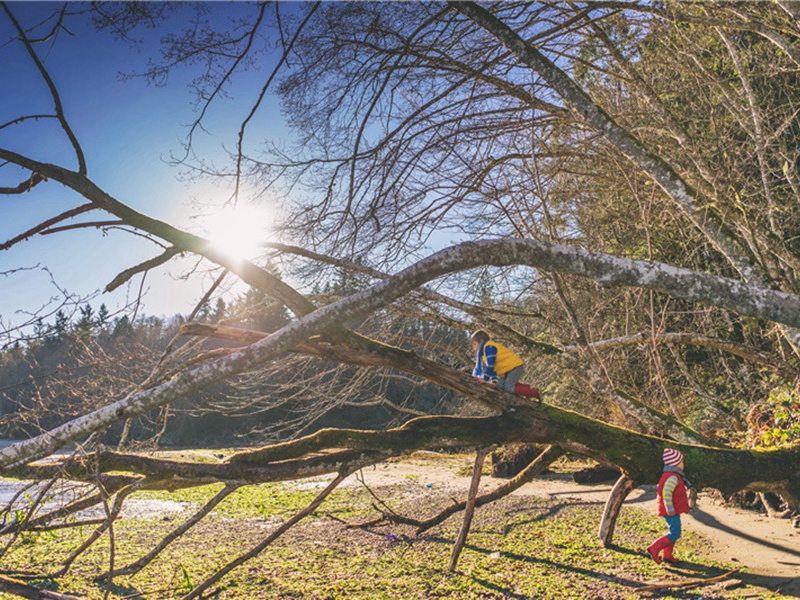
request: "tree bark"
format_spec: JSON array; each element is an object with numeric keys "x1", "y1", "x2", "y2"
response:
[
  {"x1": 449, "y1": 447, "x2": 489, "y2": 572},
  {"x1": 0, "y1": 575, "x2": 82, "y2": 600},
  {"x1": 11, "y1": 408, "x2": 799, "y2": 505},
  {"x1": 598, "y1": 475, "x2": 639, "y2": 547}
]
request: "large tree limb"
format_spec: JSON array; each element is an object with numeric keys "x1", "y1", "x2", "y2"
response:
[
  {"x1": 0, "y1": 155, "x2": 793, "y2": 455},
  {"x1": 9, "y1": 448, "x2": 388, "y2": 490},
  {"x1": 5, "y1": 235, "x2": 800, "y2": 468},
  {"x1": 264, "y1": 242, "x2": 557, "y2": 354},
  {"x1": 181, "y1": 321, "x2": 711, "y2": 445},
  {"x1": 598, "y1": 475, "x2": 639, "y2": 547},
  {"x1": 9, "y1": 407, "x2": 799, "y2": 503}
]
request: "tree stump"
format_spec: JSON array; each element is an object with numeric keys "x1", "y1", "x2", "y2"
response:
[{"x1": 491, "y1": 443, "x2": 547, "y2": 477}]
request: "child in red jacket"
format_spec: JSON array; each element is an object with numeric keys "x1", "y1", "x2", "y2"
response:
[{"x1": 648, "y1": 448, "x2": 692, "y2": 564}]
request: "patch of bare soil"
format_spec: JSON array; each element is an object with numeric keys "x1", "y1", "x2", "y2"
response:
[{"x1": 355, "y1": 452, "x2": 800, "y2": 598}]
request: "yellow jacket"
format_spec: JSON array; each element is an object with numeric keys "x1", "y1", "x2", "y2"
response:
[{"x1": 473, "y1": 340, "x2": 523, "y2": 380}]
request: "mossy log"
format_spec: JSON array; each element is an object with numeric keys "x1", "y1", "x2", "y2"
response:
[{"x1": 9, "y1": 402, "x2": 798, "y2": 505}]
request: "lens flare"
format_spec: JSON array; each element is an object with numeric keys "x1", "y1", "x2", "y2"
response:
[{"x1": 202, "y1": 204, "x2": 271, "y2": 261}]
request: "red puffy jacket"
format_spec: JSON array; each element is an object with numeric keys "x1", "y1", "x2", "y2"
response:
[{"x1": 657, "y1": 471, "x2": 690, "y2": 516}]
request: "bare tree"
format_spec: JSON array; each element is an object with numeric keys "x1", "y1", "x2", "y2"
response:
[{"x1": 1, "y1": 2, "x2": 799, "y2": 597}]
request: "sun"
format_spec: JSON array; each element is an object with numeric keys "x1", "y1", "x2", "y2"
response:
[{"x1": 201, "y1": 204, "x2": 272, "y2": 262}]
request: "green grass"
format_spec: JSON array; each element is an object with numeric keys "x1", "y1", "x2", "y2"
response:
[{"x1": 0, "y1": 457, "x2": 788, "y2": 600}]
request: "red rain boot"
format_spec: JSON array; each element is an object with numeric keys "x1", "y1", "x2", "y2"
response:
[
  {"x1": 514, "y1": 383, "x2": 541, "y2": 401},
  {"x1": 647, "y1": 535, "x2": 671, "y2": 564},
  {"x1": 662, "y1": 542, "x2": 680, "y2": 564}
]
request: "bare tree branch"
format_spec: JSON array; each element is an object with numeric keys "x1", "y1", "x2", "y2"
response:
[
  {"x1": 105, "y1": 246, "x2": 182, "y2": 292},
  {"x1": 2, "y1": 5, "x2": 86, "y2": 174},
  {"x1": 0, "y1": 172, "x2": 48, "y2": 195},
  {"x1": 0, "y1": 203, "x2": 95, "y2": 250}
]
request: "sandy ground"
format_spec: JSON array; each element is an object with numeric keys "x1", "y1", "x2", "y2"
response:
[{"x1": 356, "y1": 454, "x2": 800, "y2": 598}]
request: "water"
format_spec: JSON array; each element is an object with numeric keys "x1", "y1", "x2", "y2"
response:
[{"x1": 0, "y1": 439, "x2": 191, "y2": 519}]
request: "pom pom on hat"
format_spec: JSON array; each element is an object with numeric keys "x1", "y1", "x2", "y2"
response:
[{"x1": 662, "y1": 448, "x2": 683, "y2": 466}]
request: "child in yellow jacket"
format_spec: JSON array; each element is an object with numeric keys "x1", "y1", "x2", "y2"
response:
[{"x1": 470, "y1": 330, "x2": 539, "y2": 400}]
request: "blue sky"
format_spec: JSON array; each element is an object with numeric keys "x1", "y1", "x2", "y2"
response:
[{"x1": 0, "y1": 2, "x2": 286, "y2": 335}]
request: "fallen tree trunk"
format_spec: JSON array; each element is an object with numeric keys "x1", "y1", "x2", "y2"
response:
[{"x1": 8, "y1": 404, "x2": 798, "y2": 505}]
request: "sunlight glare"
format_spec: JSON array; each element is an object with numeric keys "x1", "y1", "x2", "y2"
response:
[{"x1": 202, "y1": 204, "x2": 272, "y2": 262}]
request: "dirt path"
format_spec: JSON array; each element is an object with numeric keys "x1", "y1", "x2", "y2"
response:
[{"x1": 359, "y1": 454, "x2": 800, "y2": 597}]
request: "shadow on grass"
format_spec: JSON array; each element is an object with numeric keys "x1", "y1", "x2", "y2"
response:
[
  {"x1": 622, "y1": 489, "x2": 800, "y2": 597},
  {"x1": 499, "y1": 500, "x2": 596, "y2": 535},
  {"x1": 624, "y1": 485, "x2": 657, "y2": 505},
  {"x1": 690, "y1": 508, "x2": 800, "y2": 597},
  {"x1": 91, "y1": 579, "x2": 148, "y2": 599},
  {"x1": 599, "y1": 548, "x2": 800, "y2": 599},
  {"x1": 421, "y1": 534, "x2": 648, "y2": 595},
  {"x1": 424, "y1": 533, "x2": 800, "y2": 599}
]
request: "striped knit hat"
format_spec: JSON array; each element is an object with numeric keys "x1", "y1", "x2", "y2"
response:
[{"x1": 662, "y1": 448, "x2": 683, "y2": 466}]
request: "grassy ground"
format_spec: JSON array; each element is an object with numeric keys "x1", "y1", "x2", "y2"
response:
[{"x1": 0, "y1": 454, "x2": 788, "y2": 600}]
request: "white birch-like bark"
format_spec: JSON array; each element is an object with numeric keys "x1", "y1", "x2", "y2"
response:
[{"x1": 3, "y1": 237, "x2": 800, "y2": 469}]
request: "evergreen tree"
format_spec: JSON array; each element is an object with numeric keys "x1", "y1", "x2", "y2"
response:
[
  {"x1": 112, "y1": 315, "x2": 134, "y2": 338},
  {"x1": 212, "y1": 298, "x2": 226, "y2": 323},
  {"x1": 95, "y1": 304, "x2": 110, "y2": 329},
  {"x1": 75, "y1": 304, "x2": 95, "y2": 338}
]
